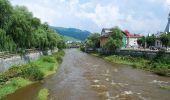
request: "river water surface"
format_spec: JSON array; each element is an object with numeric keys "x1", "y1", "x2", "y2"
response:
[{"x1": 4, "y1": 49, "x2": 170, "y2": 100}]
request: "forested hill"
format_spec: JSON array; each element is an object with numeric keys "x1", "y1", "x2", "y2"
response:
[{"x1": 52, "y1": 27, "x2": 91, "y2": 41}]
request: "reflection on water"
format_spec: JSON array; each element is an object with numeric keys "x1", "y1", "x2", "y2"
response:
[{"x1": 5, "y1": 49, "x2": 170, "y2": 100}]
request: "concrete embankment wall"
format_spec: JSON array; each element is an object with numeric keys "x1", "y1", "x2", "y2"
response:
[
  {"x1": 0, "y1": 49, "x2": 58, "y2": 72},
  {"x1": 118, "y1": 50, "x2": 170, "y2": 59},
  {"x1": 96, "y1": 48, "x2": 170, "y2": 59}
]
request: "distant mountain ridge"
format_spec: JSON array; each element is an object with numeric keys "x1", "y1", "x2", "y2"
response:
[{"x1": 52, "y1": 27, "x2": 91, "y2": 41}]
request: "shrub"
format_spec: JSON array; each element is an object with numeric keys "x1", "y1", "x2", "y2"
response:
[
  {"x1": 48, "y1": 65, "x2": 54, "y2": 71},
  {"x1": 38, "y1": 88, "x2": 49, "y2": 100},
  {"x1": 0, "y1": 74, "x2": 8, "y2": 85},
  {"x1": 0, "y1": 65, "x2": 29, "y2": 84},
  {"x1": 52, "y1": 50, "x2": 65, "y2": 64},
  {"x1": 153, "y1": 65, "x2": 170, "y2": 76},
  {"x1": 22, "y1": 65, "x2": 44, "y2": 81},
  {"x1": 42, "y1": 56, "x2": 56, "y2": 63},
  {"x1": 54, "y1": 55, "x2": 62, "y2": 64}
]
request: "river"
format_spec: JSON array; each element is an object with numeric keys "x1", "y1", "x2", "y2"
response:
[{"x1": 4, "y1": 49, "x2": 170, "y2": 100}]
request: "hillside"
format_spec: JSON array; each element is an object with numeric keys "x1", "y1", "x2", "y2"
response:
[
  {"x1": 52, "y1": 27, "x2": 91, "y2": 41},
  {"x1": 63, "y1": 35, "x2": 81, "y2": 41}
]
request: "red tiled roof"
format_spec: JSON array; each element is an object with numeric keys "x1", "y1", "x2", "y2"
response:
[{"x1": 124, "y1": 30, "x2": 142, "y2": 38}]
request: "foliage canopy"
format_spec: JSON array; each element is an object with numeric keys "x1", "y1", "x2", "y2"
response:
[{"x1": 0, "y1": 0, "x2": 65, "y2": 52}]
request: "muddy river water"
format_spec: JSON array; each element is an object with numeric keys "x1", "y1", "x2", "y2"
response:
[{"x1": 4, "y1": 49, "x2": 170, "y2": 100}]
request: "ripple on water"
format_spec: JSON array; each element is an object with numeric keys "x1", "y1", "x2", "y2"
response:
[
  {"x1": 111, "y1": 80, "x2": 129, "y2": 87},
  {"x1": 91, "y1": 84, "x2": 108, "y2": 92},
  {"x1": 149, "y1": 80, "x2": 169, "y2": 84},
  {"x1": 112, "y1": 91, "x2": 147, "y2": 100},
  {"x1": 106, "y1": 78, "x2": 110, "y2": 82},
  {"x1": 93, "y1": 80, "x2": 100, "y2": 83}
]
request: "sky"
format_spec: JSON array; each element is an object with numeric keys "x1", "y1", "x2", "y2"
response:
[{"x1": 11, "y1": 0, "x2": 170, "y2": 35}]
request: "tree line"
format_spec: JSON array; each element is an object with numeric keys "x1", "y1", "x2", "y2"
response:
[
  {"x1": 137, "y1": 33, "x2": 170, "y2": 48},
  {"x1": 0, "y1": 0, "x2": 65, "y2": 52},
  {"x1": 84, "y1": 27, "x2": 170, "y2": 51}
]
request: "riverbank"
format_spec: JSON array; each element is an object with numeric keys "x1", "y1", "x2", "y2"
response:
[
  {"x1": 91, "y1": 52, "x2": 170, "y2": 77},
  {"x1": 0, "y1": 50, "x2": 65, "y2": 99}
]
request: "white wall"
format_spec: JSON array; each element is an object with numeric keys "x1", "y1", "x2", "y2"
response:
[{"x1": 128, "y1": 38, "x2": 138, "y2": 47}]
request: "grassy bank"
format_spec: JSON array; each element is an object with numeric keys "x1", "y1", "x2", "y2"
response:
[
  {"x1": 38, "y1": 88, "x2": 49, "y2": 100},
  {"x1": 0, "y1": 50, "x2": 65, "y2": 99},
  {"x1": 91, "y1": 51, "x2": 170, "y2": 77}
]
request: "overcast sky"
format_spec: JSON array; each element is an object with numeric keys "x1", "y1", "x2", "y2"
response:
[{"x1": 11, "y1": 0, "x2": 170, "y2": 35}]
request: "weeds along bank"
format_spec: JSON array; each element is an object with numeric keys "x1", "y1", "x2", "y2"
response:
[
  {"x1": 0, "y1": 50, "x2": 65, "y2": 99},
  {"x1": 91, "y1": 49, "x2": 170, "y2": 77}
]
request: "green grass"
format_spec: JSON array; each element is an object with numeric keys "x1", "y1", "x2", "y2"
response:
[
  {"x1": 92, "y1": 53, "x2": 148, "y2": 69},
  {"x1": 0, "y1": 50, "x2": 65, "y2": 99},
  {"x1": 38, "y1": 88, "x2": 49, "y2": 100},
  {"x1": 31, "y1": 56, "x2": 58, "y2": 77},
  {"x1": 159, "y1": 84, "x2": 170, "y2": 91},
  {"x1": 0, "y1": 77, "x2": 31, "y2": 99},
  {"x1": 104, "y1": 55, "x2": 149, "y2": 69}
]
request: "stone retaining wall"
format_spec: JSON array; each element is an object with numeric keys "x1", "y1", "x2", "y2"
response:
[
  {"x1": 0, "y1": 49, "x2": 58, "y2": 72},
  {"x1": 118, "y1": 50, "x2": 170, "y2": 59},
  {"x1": 96, "y1": 48, "x2": 170, "y2": 59}
]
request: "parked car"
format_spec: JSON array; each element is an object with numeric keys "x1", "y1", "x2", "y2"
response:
[
  {"x1": 149, "y1": 46, "x2": 158, "y2": 50},
  {"x1": 167, "y1": 47, "x2": 170, "y2": 51}
]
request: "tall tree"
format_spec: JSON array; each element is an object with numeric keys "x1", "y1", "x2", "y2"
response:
[
  {"x1": 137, "y1": 36, "x2": 145, "y2": 48},
  {"x1": 7, "y1": 6, "x2": 34, "y2": 48},
  {"x1": 0, "y1": 0, "x2": 13, "y2": 31},
  {"x1": 104, "y1": 27, "x2": 123, "y2": 51},
  {"x1": 86, "y1": 33, "x2": 100, "y2": 48},
  {"x1": 0, "y1": 29, "x2": 16, "y2": 52},
  {"x1": 0, "y1": 0, "x2": 65, "y2": 52},
  {"x1": 160, "y1": 34, "x2": 170, "y2": 47},
  {"x1": 146, "y1": 34, "x2": 156, "y2": 47}
]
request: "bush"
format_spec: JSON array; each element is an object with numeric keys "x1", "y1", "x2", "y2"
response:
[
  {"x1": 38, "y1": 88, "x2": 49, "y2": 100},
  {"x1": 0, "y1": 74, "x2": 8, "y2": 85},
  {"x1": 22, "y1": 65, "x2": 44, "y2": 81},
  {"x1": 52, "y1": 50, "x2": 65, "y2": 64},
  {"x1": 42, "y1": 56, "x2": 56, "y2": 63},
  {"x1": 153, "y1": 49, "x2": 170, "y2": 64},
  {"x1": 0, "y1": 65, "x2": 29, "y2": 84},
  {"x1": 153, "y1": 64, "x2": 170, "y2": 76}
]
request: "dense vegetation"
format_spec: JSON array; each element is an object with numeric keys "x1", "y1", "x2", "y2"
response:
[
  {"x1": 103, "y1": 27, "x2": 123, "y2": 51},
  {"x1": 0, "y1": 50, "x2": 65, "y2": 99},
  {"x1": 0, "y1": 0, "x2": 65, "y2": 52},
  {"x1": 52, "y1": 27, "x2": 91, "y2": 41},
  {"x1": 85, "y1": 33, "x2": 100, "y2": 49},
  {"x1": 137, "y1": 33, "x2": 170, "y2": 48}
]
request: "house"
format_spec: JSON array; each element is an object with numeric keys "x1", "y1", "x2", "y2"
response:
[
  {"x1": 100, "y1": 28, "x2": 142, "y2": 48},
  {"x1": 124, "y1": 30, "x2": 142, "y2": 48},
  {"x1": 155, "y1": 13, "x2": 170, "y2": 48}
]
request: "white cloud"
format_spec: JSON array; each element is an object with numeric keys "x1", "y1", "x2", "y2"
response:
[
  {"x1": 10, "y1": 0, "x2": 168, "y2": 35},
  {"x1": 76, "y1": 4, "x2": 122, "y2": 28},
  {"x1": 166, "y1": 0, "x2": 170, "y2": 4}
]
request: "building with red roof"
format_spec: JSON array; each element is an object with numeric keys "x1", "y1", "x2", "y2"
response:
[{"x1": 100, "y1": 28, "x2": 142, "y2": 48}]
